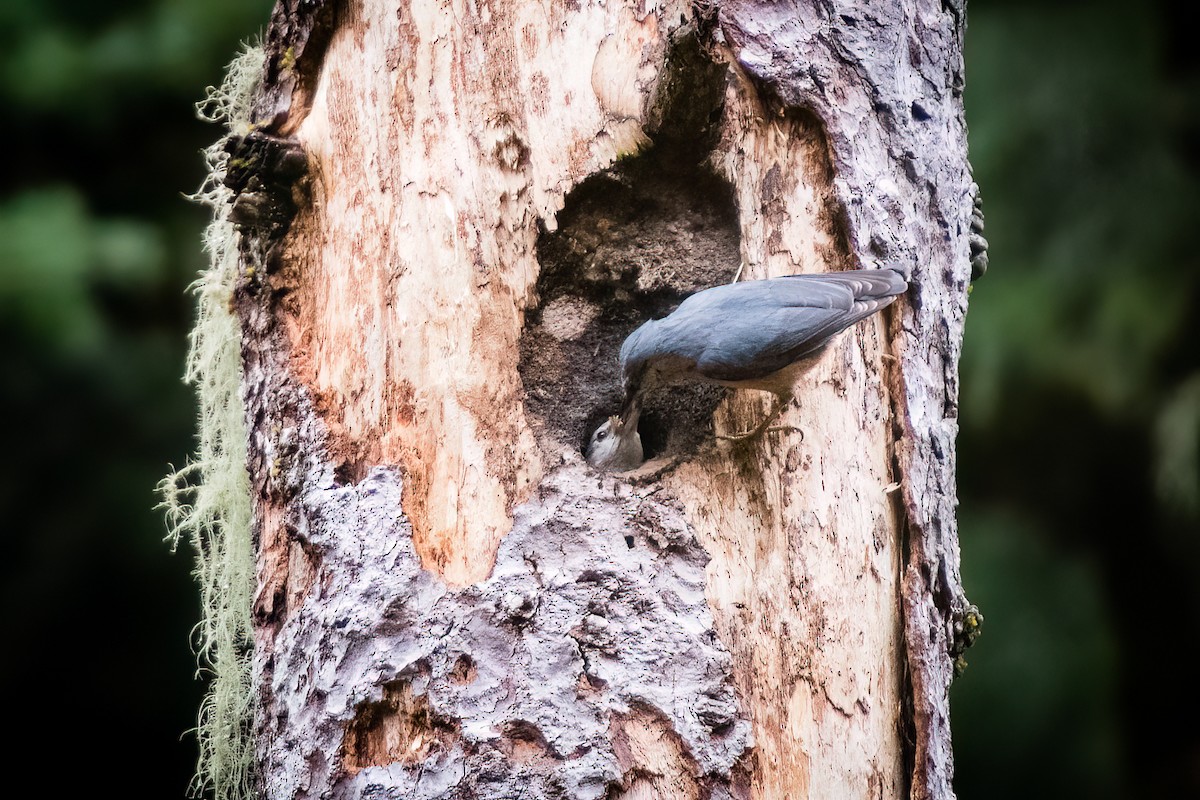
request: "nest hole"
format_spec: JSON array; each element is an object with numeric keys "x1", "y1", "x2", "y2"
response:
[{"x1": 518, "y1": 27, "x2": 740, "y2": 467}]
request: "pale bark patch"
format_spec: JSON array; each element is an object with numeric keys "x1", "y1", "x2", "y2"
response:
[{"x1": 278, "y1": 0, "x2": 694, "y2": 585}]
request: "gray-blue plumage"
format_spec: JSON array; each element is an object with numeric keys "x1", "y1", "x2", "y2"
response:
[
  {"x1": 586, "y1": 267, "x2": 907, "y2": 471},
  {"x1": 619, "y1": 268, "x2": 907, "y2": 396}
]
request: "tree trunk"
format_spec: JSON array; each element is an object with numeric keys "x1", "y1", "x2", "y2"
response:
[{"x1": 228, "y1": 1, "x2": 977, "y2": 798}]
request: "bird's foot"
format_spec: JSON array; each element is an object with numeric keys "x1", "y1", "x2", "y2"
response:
[
  {"x1": 716, "y1": 423, "x2": 804, "y2": 442},
  {"x1": 715, "y1": 395, "x2": 800, "y2": 442},
  {"x1": 764, "y1": 423, "x2": 804, "y2": 440}
]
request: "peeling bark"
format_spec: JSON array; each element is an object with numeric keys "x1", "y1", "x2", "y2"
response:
[{"x1": 230, "y1": 1, "x2": 976, "y2": 798}]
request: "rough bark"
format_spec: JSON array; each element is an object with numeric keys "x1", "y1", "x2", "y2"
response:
[{"x1": 230, "y1": 1, "x2": 976, "y2": 798}]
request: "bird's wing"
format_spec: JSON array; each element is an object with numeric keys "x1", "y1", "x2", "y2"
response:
[{"x1": 686, "y1": 272, "x2": 904, "y2": 382}]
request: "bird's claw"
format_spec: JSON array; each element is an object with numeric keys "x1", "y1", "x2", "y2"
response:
[
  {"x1": 716, "y1": 394, "x2": 801, "y2": 442},
  {"x1": 717, "y1": 423, "x2": 804, "y2": 442}
]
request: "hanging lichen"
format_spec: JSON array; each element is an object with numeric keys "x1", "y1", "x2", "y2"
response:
[{"x1": 159, "y1": 43, "x2": 264, "y2": 800}]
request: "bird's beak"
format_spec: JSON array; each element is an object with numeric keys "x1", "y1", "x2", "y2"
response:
[{"x1": 618, "y1": 396, "x2": 642, "y2": 432}]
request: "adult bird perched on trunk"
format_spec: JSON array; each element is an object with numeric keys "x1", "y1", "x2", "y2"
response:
[{"x1": 585, "y1": 267, "x2": 908, "y2": 471}]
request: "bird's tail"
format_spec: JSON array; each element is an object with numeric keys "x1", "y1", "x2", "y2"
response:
[
  {"x1": 844, "y1": 269, "x2": 907, "y2": 328},
  {"x1": 854, "y1": 267, "x2": 908, "y2": 300},
  {"x1": 776, "y1": 268, "x2": 907, "y2": 341},
  {"x1": 781, "y1": 267, "x2": 907, "y2": 320},
  {"x1": 798, "y1": 267, "x2": 908, "y2": 301}
]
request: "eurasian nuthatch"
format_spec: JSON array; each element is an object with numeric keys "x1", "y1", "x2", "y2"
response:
[{"x1": 586, "y1": 268, "x2": 908, "y2": 470}]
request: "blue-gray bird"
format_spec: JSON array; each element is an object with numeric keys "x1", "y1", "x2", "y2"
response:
[{"x1": 585, "y1": 267, "x2": 908, "y2": 471}]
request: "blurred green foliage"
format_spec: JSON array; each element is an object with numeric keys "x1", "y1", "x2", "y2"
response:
[
  {"x1": 963, "y1": 3, "x2": 1198, "y2": 424},
  {"x1": 0, "y1": 187, "x2": 165, "y2": 350},
  {"x1": 955, "y1": 2, "x2": 1200, "y2": 798},
  {"x1": 1, "y1": 0, "x2": 1195, "y2": 798},
  {"x1": 955, "y1": 509, "x2": 1124, "y2": 797}
]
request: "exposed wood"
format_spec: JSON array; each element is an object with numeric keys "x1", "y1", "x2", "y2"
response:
[
  {"x1": 273, "y1": 0, "x2": 689, "y2": 587},
  {"x1": 231, "y1": 0, "x2": 977, "y2": 798}
]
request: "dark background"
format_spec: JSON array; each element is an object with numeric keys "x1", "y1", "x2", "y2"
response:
[{"x1": 1, "y1": 1, "x2": 1195, "y2": 797}]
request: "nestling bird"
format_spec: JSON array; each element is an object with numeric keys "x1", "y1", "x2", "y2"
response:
[{"x1": 585, "y1": 267, "x2": 908, "y2": 471}]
